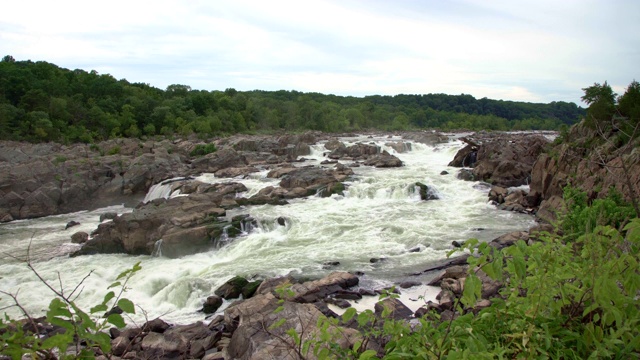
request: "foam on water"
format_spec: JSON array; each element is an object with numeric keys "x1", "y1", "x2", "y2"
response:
[{"x1": 0, "y1": 136, "x2": 536, "y2": 324}]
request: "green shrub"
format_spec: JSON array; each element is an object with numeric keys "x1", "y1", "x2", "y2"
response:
[{"x1": 189, "y1": 143, "x2": 217, "y2": 157}]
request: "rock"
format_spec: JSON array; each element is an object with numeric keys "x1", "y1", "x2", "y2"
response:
[
  {"x1": 65, "y1": 220, "x2": 80, "y2": 229},
  {"x1": 456, "y1": 169, "x2": 475, "y2": 181},
  {"x1": 190, "y1": 148, "x2": 248, "y2": 174},
  {"x1": 99, "y1": 212, "x2": 117, "y2": 222},
  {"x1": 449, "y1": 133, "x2": 549, "y2": 187},
  {"x1": 489, "y1": 231, "x2": 529, "y2": 250},
  {"x1": 74, "y1": 187, "x2": 250, "y2": 257},
  {"x1": 488, "y1": 186, "x2": 508, "y2": 204},
  {"x1": 448, "y1": 144, "x2": 478, "y2": 167},
  {"x1": 255, "y1": 275, "x2": 296, "y2": 296},
  {"x1": 374, "y1": 298, "x2": 414, "y2": 320},
  {"x1": 363, "y1": 153, "x2": 403, "y2": 168},
  {"x1": 385, "y1": 141, "x2": 412, "y2": 153},
  {"x1": 286, "y1": 272, "x2": 360, "y2": 303},
  {"x1": 415, "y1": 182, "x2": 439, "y2": 200},
  {"x1": 451, "y1": 240, "x2": 465, "y2": 248},
  {"x1": 422, "y1": 254, "x2": 470, "y2": 274},
  {"x1": 214, "y1": 166, "x2": 259, "y2": 178},
  {"x1": 279, "y1": 167, "x2": 337, "y2": 189},
  {"x1": 143, "y1": 318, "x2": 170, "y2": 333},
  {"x1": 242, "y1": 280, "x2": 263, "y2": 299},
  {"x1": 399, "y1": 281, "x2": 421, "y2": 289},
  {"x1": 322, "y1": 261, "x2": 341, "y2": 269},
  {"x1": 329, "y1": 143, "x2": 379, "y2": 160},
  {"x1": 70, "y1": 231, "x2": 89, "y2": 244},
  {"x1": 202, "y1": 296, "x2": 224, "y2": 314},
  {"x1": 436, "y1": 290, "x2": 456, "y2": 311},
  {"x1": 428, "y1": 265, "x2": 469, "y2": 286},
  {"x1": 403, "y1": 132, "x2": 450, "y2": 146},
  {"x1": 324, "y1": 139, "x2": 343, "y2": 151},
  {"x1": 140, "y1": 331, "x2": 188, "y2": 359},
  {"x1": 215, "y1": 276, "x2": 249, "y2": 300},
  {"x1": 226, "y1": 295, "x2": 360, "y2": 360},
  {"x1": 110, "y1": 336, "x2": 131, "y2": 357},
  {"x1": 440, "y1": 170, "x2": 449, "y2": 175}
]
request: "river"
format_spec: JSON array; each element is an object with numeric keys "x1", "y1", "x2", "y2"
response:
[{"x1": 0, "y1": 134, "x2": 536, "y2": 324}]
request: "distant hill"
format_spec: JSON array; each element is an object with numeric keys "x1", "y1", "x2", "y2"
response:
[{"x1": 0, "y1": 56, "x2": 584, "y2": 143}]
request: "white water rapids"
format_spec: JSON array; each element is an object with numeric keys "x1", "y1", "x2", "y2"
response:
[{"x1": 0, "y1": 135, "x2": 536, "y2": 324}]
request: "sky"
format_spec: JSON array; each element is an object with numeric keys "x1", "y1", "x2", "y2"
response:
[{"x1": 1, "y1": 0, "x2": 638, "y2": 105}]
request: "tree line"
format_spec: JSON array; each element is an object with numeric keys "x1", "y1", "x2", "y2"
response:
[{"x1": 0, "y1": 56, "x2": 585, "y2": 143}]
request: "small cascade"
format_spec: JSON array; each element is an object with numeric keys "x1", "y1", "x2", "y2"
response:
[
  {"x1": 143, "y1": 177, "x2": 191, "y2": 203},
  {"x1": 152, "y1": 239, "x2": 163, "y2": 257},
  {"x1": 306, "y1": 144, "x2": 329, "y2": 162},
  {"x1": 344, "y1": 182, "x2": 417, "y2": 200}
]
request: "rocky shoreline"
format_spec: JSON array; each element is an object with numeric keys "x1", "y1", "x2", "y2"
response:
[{"x1": 1, "y1": 130, "x2": 563, "y2": 359}]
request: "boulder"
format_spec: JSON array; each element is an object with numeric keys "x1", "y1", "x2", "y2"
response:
[
  {"x1": 328, "y1": 143, "x2": 379, "y2": 160},
  {"x1": 363, "y1": 153, "x2": 403, "y2": 168},
  {"x1": 324, "y1": 139, "x2": 343, "y2": 151},
  {"x1": 190, "y1": 148, "x2": 248, "y2": 174},
  {"x1": 70, "y1": 231, "x2": 89, "y2": 244},
  {"x1": 415, "y1": 182, "x2": 439, "y2": 201},
  {"x1": 225, "y1": 293, "x2": 360, "y2": 360},
  {"x1": 215, "y1": 276, "x2": 250, "y2": 300},
  {"x1": 374, "y1": 298, "x2": 414, "y2": 320}
]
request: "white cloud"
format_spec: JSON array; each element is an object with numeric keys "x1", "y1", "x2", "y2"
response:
[{"x1": 1, "y1": 0, "x2": 638, "y2": 104}]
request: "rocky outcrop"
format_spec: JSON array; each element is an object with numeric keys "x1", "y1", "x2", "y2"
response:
[
  {"x1": 0, "y1": 132, "x2": 324, "y2": 223},
  {"x1": 363, "y1": 152, "x2": 403, "y2": 168},
  {"x1": 448, "y1": 133, "x2": 549, "y2": 187},
  {"x1": 402, "y1": 131, "x2": 450, "y2": 146},
  {"x1": 0, "y1": 139, "x2": 188, "y2": 222},
  {"x1": 529, "y1": 121, "x2": 640, "y2": 223},
  {"x1": 72, "y1": 182, "x2": 251, "y2": 258},
  {"x1": 328, "y1": 143, "x2": 380, "y2": 160}
]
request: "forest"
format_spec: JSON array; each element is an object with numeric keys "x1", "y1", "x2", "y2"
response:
[{"x1": 0, "y1": 56, "x2": 584, "y2": 143}]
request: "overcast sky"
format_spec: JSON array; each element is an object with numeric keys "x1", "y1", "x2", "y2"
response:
[{"x1": 1, "y1": 0, "x2": 638, "y2": 105}]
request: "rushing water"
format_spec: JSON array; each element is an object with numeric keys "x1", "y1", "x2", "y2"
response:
[{"x1": 0, "y1": 135, "x2": 536, "y2": 324}]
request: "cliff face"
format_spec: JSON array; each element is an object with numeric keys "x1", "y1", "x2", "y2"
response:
[{"x1": 530, "y1": 120, "x2": 640, "y2": 223}]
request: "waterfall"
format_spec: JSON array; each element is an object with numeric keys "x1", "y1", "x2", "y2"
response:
[
  {"x1": 152, "y1": 239, "x2": 163, "y2": 257},
  {"x1": 143, "y1": 177, "x2": 192, "y2": 203}
]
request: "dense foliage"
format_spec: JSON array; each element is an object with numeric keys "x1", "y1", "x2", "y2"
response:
[
  {"x1": 293, "y1": 189, "x2": 639, "y2": 359},
  {"x1": 0, "y1": 56, "x2": 583, "y2": 143}
]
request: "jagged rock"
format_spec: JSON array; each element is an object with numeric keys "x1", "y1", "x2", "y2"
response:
[
  {"x1": 99, "y1": 212, "x2": 117, "y2": 222},
  {"x1": 363, "y1": 153, "x2": 403, "y2": 168},
  {"x1": 415, "y1": 182, "x2": 439, "y2": 200},
  {"x1": 456, "y1": 169, "x2": 475, "y2": 181},
  {"x1": 215, "y1": 276, "x2": 249, "y2": 300},
  {"x1": 403, "y1": 132, "x2": 450, "y2": 146},
  {"x1": 225, "y1": 294, "x2": 360, "y2": 360},
  {"x1": 202, "y1": 296, "x2": 224, "y2": 314},
  {"x1": 143, "y1": 318, "x2": 171, "y2": 333},
  {"x1": 329, "y1": 143, "x2": 379, "y2": 160},
  {"x1": 385, "y1": 141, "x2": 412, "y2": 153},
  {"x1": 489, "y1": 231, "x2": 530, "y2": 250},
  {"x1": 65, "y1": 220, "x2": 80, "y2": 229},
  {"x1": 190, "y1": 148, "x2": 248, "y2": 174},
  {"x1": 324, "y1": 139, "x2": 343, "y2": 151},
  {"x1": 70, "y1": 231, "x2": 89, "y2": 244},
  {"x1": 374, "y1": 298, "x2": 414, "y2": 320}
]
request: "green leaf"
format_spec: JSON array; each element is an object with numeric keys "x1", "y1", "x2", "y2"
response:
[
  {"x1": 269, "y1": 318, "x2": 287, "y2": 330},
  {"x1": 102, "y1": 291, "x2": 115, "y2": 304},
  {"x1": 107, "y1": 281, "x2": 122, "y2": 289},
  {"x1": 90, "y1": 304, "x2": 108, "y2": 314},
  {"x1": 107, "y1": 313, "x2": 126, "y2": 328},
  {"x1": 342, "y1": 307, "x2": 357, "y2": 322},
  {"x1": 358, "y1": 349, "x2": 378, "y2": 359},
  {"x1": 41, "y1": 333, "x2": 72, "y2": 351},
  {"x1": 117, "y1": 298, "x2": 135, "y2": 314},
  {"x1": 47, "y1": 298, "x2": 72, "y2": 318}
]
